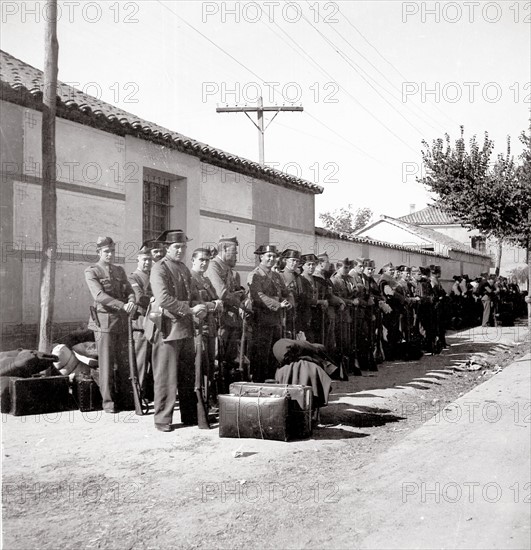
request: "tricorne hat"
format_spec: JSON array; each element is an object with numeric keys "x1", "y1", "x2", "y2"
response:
[
  {"x1": 282, "y1": 249, "x2": 301, "y2": 260},
  {"x1": 192, "y1": 247, "x2": 213, "y2": 259},
  {"x1": 301, "y1": 253, "x2": 319, "y2": 263},
  {"x1": 336, "y1": 257, "x2": 354, "y2": 267},
  {"x1": 156, "y1": 230, "x2": 192, "y2": 244},
  {"x1": 96, "y1": 236, "x2": 115, "y2": 250},
  {"x1": 362, "y1": 258, "x2": 375, "y2": 268},
  {"x1": 218, "y1": 235, "x2": 239, "y2": 245},
  {"x1": 138, "y1": 241, "x2": 152, "y2": 255},
  {"x1": 254, "y1": 244, "x2": 279, "y2": 255}
]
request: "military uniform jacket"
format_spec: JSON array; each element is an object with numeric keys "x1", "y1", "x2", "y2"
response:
[
  {"x1": 85, "y1": 262, "x2": 135, "y2": 333},
  {"x1": 379, "y1": 273, "x2": 405, "y2": 309},
  {"x1": 350, "y1": 271, "x2": 370, "y2": 308},
  {"x1": 299, "y1": 273, "x2": 318, "y2": 326},
  {"x1": 150, "y1": 256, "x2": 199, "y2": 341},
  {"x1": 129, "y1": 269, "x2": 152, "y2": 315},
  {"x1": 313, "y1": 269, "x2": 343, "y2": 320},
  {"x1": 330, "y1": 273, "x2": 356, "y2": 322},
  {"x1": 282, "y1": 270, "x2": 306, "y2": 326},
  {"x1": 191, "y1": 271, "x2": 218, "y2": 336},
  {"x1": 206, "y1": 256, "x2": 243, "y2": 327},
  {"x1": 414, "y1": 277, "x2": 434, "y2": 304},
  {"x1": 247, "y1": 265, "x2": 291, "y2": 326}
]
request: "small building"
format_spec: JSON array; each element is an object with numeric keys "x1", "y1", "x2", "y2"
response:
[
  {"x1": 398, "y1": 205, "x2": 527, "y2": 278},
  {"x1": 356, "y1": 214, "x2": 493, "y2": 285}
]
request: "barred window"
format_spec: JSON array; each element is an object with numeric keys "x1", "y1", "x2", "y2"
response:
[{"x1": 143, "y1": 174, "x2": 171, "y2": 242}]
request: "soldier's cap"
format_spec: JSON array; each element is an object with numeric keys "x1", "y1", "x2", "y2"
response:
[
  {"x1": 218, "y1": 235, "x2": 239, "y2": 245},
  {"x1": 138, "y1": 241, "x2": 152, "y2": 255},
  {"x1": 453, "y1": 275, "x2": 462, "y2": 281},
  {"x1": 480, "y1": 272, "x2": 489, "y2": 278},
  {"x1": 156, "y1": 230, "x2": 191, "y2": 244},
  {"x1": 396, "y1": 265, "x2": 408, "y2": 272},
  {"x1": 96, "y1": 236, "x2": 115, "y2": 250},
  {"x1": 381, "y1": 262, "x2": 395, "y2": 271},
  {"x1": 282, "y1": 249, "x2": 301, "y2": 260},
  {"x1": 362, "y1": 259, "x2": 375, "y2": 268},
  {"x1": 431, "y1": 265, "x2": 441, "y2": 275},
  {"x1": 192, "y1": 247, "x2": 213, "y2": 259},
  {"x1": 301, "y1": 253, "x2": 319, "y2": 263},
  {"x1": 254, "y1": 244, "x2": 279, "y2": 255},
  {"x1": 337, "y1": 257, "x2": 353, "y2": 267},
  {"x1": 317, "y1": 252, "x2": 329, "y2": 260},
  {"x1": 419, "y1": 267, "x2": 431, "y2": 276},
  {"x1": 208, "y1": 245, "x2": 218, "y2": 257},
  {"x1": 353, "y1": 257, "x2": 366, "y2": 266}
]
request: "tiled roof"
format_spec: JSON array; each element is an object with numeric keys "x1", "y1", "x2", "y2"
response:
[
  {"x1": 398, "y1": 205, "x2": 457, "y2": 225},
  {"x1": 0, "y1": 50, "x2": 323, "y2": 195},
  {"x1": 375, "y1": 216, "x2": 492, "y2": 258},
  {"x1": 314, "y1": 227, "x2": 447, "y2": 258}
]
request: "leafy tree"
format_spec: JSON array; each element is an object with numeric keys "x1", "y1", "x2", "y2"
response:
[
  {"x1": 419, "y1": 126, "x2": 531, "y2": 332},
  {"x1": 319, "y1": 205, "x2": 373, "y2": 237}
]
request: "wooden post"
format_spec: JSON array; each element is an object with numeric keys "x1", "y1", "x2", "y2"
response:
[{"x1": 38, "y1": 0, "x2": 58, "y2": 352}]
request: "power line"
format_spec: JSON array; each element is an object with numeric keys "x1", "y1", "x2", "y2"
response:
[
  {"x1": 297, "y1": 11, "x2": 419, "y2": 153},
  {"x1": 338, "y1": 5, "x2": 458, "y2": 127},
  {"x1": 156, "y1": 0, "x2": 385, "y2": 165}
]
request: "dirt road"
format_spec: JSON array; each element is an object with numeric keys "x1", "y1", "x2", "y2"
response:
[{"x1": 2, "y1": 323, "x2": 529, "y2": 549}]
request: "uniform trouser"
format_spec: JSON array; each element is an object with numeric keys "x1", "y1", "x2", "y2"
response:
[
  {"x1": 152, "y1": 335, "x2": 196, "y2": 425},
  {"x1": 133, "y1": 331, "x2": 153, "y2": 400},
  {"x1": 249, "y1": 323, "x2": 281, "y2": 383},
  {"x1": 382, "y1": 310, "x2": 401, "y2": 358},
  {"x1": 93, "y1": 328, "x2": 133, "y2": 411},
  {"x1": 481, "y1": 295, "x2": 492, "y2": 326},
  {"x1": 218, "y1": 324, "x2": 241, "y2": 367}
]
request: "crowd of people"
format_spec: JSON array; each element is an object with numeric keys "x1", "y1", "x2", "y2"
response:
[{"x1": 84, "y1": 231, "x2": 526, "y2": 432}]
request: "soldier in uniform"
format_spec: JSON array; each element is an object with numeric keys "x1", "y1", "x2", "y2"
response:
[
  {"x1": 149, "y1": 230, "x2": 207, "y2": 431},
  {"x1": 280, "y1": 249, "x2": 304, "y2": 338},
  {"x1": 362, "y1": 259, "x2": 385, "y2": 369},
  {"x1": 349, "y1": 258, "x2": 370, "y2": 369},
  {"x1": 430, "y1": 265, "x2": 447, "y2": 348},
  {"x1": 247, "y1": 244, "x2": 292, "y2": 382},
  {"x1": 411, "y1": 266, "x2": 437, "y2": 353},
  {"x1": 190, "y1": 248, "x2": 223, "y2": 406},
  {"x1": 299, "y1": 253, "x2": 325, "y2": 343},
  {"x1": 378, "y1": 262, "x2": 401, "y2": 360},
  {"x1": 314, "y1": 253, "x2": 344, "y2": 354},
  {"x1": 85, "y1": 237, "x2": 136, "y2": 413},
  {"x1": 128, "y1": 242, "x2": 155, "y2": 401},
  {"x1": 206, "y1": 236, "x2": 247, "y2": 384},
  {"x1": 330, "y1": 258, "x2": 357, "y2": 371}
]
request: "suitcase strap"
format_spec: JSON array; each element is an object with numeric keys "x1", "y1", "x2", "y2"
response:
[{"x1": 236, "y1": 386, "x2": 288, "y2": 440}]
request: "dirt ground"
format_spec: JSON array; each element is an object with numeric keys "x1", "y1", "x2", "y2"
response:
[{"x1": 2, "y1": 322, "x2": 530, "y2": 550}]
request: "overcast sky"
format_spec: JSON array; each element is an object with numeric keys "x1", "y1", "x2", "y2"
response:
[{"x1": 2, "y1": 0, "x2": 530, "y2": 223}]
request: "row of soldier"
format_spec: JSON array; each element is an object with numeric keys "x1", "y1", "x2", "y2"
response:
[{"x1": 84, "y1": 231, "x2": 449, "y2": 432}]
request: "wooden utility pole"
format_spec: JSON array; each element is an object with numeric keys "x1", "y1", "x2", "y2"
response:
[
  {"x1": 38, "y1": 0, "x2": 58, "y2": 352},
  {"x1": 216, "y1": 97, "x2": 303, "y2": 165}
]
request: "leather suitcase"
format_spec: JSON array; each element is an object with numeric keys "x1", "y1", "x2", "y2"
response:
[
  {"x1": 219, "y1": 394, "x2": 289, "y2": 441},
  {"x1": 1, "y1": 377, "x2": 13, "y2": 413},
  {"x1": 9, "y1": 375, "x2": 70, "y2": 416},
  {"x1": 72, "y1": 374, "x2": 103, "y2": 412},
  {"x1": 229, "y1": 382, "x2": 313, "y2": 439}
]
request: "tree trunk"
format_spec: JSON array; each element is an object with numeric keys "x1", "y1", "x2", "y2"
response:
[
  {"x1": 38, "y1": 0, "x2": 58, "y2": 352},
  {"x1": 495, "y1": 238, "x2": 503, "y2": 276}
]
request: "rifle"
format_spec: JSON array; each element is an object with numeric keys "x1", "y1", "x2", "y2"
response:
[
  {"x1": 349, "y1": 304, "x2": 362, "y2": 376},
  {"x1": 338, "y1": 309, "x2": 349, "y2": 381},
  {"x1": 194, "y1": 321, "x2": 210, "y2": 429},
  {"x1": 127, "y1": 314, "x2": 149, "y2": 416},
  {"x1": 375, "y1": 306, "x2": 385, "y2": 364},
  {"x1": 238, "y1": 315, "x2": 249, "y2": 382},
  {"x1": 280, "y1": 308, "x2": 287, "y2": 339}
]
